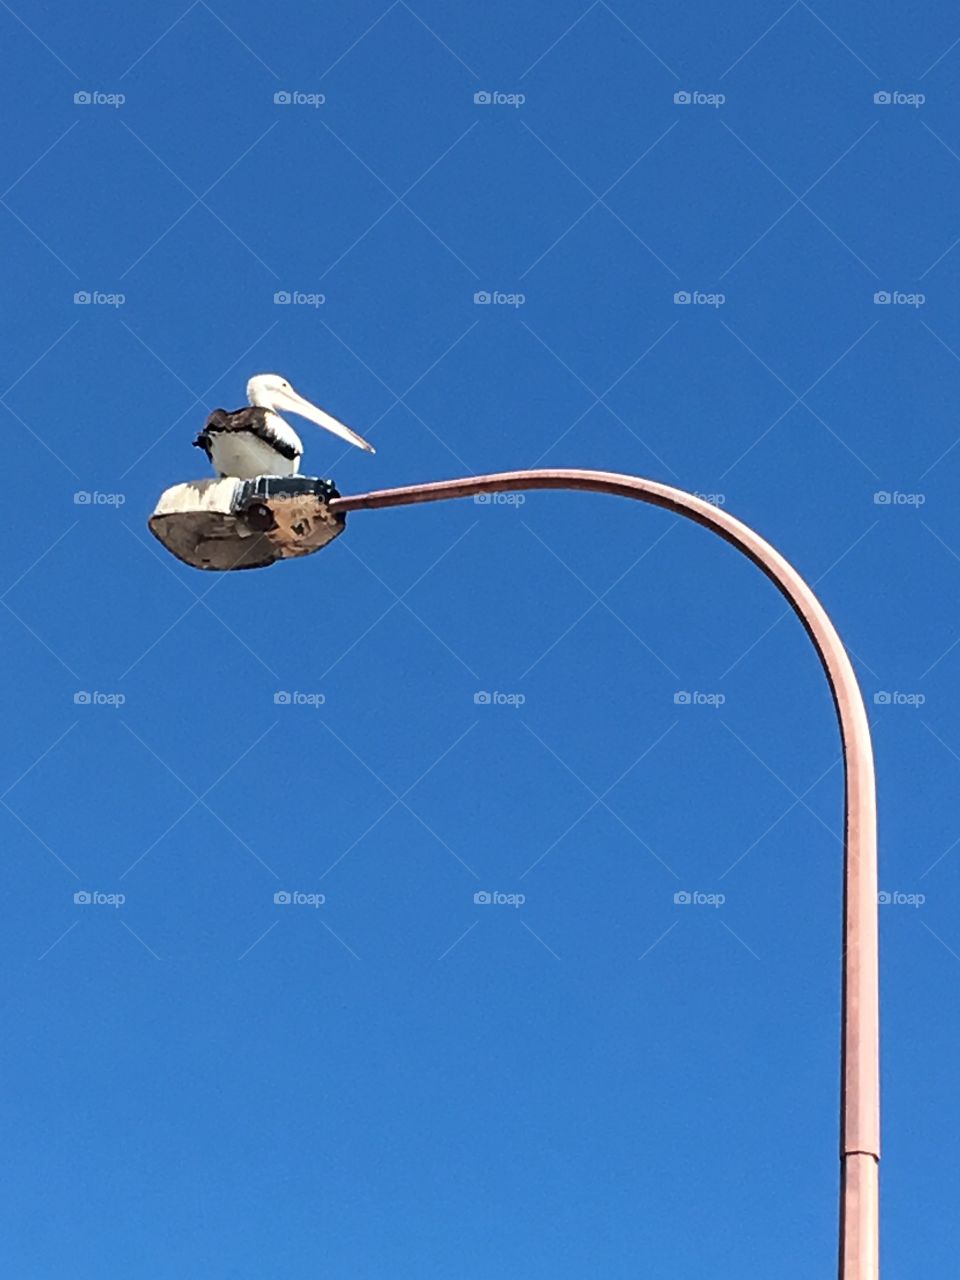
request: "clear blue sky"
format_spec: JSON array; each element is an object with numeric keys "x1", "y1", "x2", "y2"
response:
[{"x1": 1, "y1": 1, "x2": 956, "y2": 1275}]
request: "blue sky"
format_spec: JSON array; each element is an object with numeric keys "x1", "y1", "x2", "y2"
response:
[{"x1": 1, "y1": 0, "x2": 957, "y2": 1274}]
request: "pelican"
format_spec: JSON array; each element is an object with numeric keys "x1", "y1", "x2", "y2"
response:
[{"x1": 194, "y1": 374, "x2": 374, "y2": 478}]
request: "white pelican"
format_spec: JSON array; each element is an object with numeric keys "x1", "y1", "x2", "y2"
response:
[{"x1": 194, "y1": 374, "x2": 374, "y2": 478}]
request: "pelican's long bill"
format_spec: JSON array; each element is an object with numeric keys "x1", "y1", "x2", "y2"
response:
[{"x1": 275, "y1": 385, "x2": 376, "y2": 453}]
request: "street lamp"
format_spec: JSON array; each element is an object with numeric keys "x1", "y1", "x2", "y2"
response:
[{"x1": 150, "y1": 466, "x2": 881, "y2": 1277}]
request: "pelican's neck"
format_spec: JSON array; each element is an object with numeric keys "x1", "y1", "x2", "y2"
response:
[{"x1": 251, "y1": 396, "x2": 289, "y2": 428}]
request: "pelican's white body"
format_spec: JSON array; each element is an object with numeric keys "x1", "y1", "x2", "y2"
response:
[{"x1": 209, "y1": 411, "x2": 302, "y2": 479}]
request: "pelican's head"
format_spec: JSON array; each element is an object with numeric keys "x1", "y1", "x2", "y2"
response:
[
  {"x1": 247, "y1": 373, "x2": 295, "y2": 408},
  {"x1": 246, "y1": 373, "x2": 375, "y2": 453}
]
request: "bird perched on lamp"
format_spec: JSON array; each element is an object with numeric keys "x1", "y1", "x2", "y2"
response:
[{"x1": 194, "y1": 374, "x2": 375, "y2": 479}]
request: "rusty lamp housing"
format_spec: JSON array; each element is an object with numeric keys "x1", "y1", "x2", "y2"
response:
[{"x1": 149, "y1": 475, "x2": 345, "y2": 571}]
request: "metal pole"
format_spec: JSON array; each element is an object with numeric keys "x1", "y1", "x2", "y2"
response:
[{"x1": 329, "y1": 469, "x2": 879, "y2": 1278}]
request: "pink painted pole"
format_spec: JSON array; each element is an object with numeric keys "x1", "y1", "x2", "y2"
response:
[{"x1": 330, "y1": 469, "x2": 880, "y2": 1278}]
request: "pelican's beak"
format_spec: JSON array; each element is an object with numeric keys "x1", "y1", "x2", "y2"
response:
[{"x1": 277, "y1": 386, "x2": 376, "y2": 454}]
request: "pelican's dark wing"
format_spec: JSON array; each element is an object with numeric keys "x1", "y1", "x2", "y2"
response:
[{"x1": 193, "y1": 407, "x2": 300, "y2": 462}]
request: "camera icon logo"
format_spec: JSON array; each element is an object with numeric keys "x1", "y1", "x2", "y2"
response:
[
  {"x1": 74, "y1": 91, "x2": 91, "y2": 105},
  {"x1": 674, "y1": 891, "x2": 692, "y2": 904},
  {"x1": 273, "y1": 290, "x2": 291, "y2": 304},
  {"x1": 74, "y1": 890, "x2": 92, "y2": 904},
  {"x1": 273, "y1": 691, "x2": 291, "y2": 704},
  {"x1": 473, "y1": 291, "x2": 491, "y2": 304},
  {"x1": 73, "y1": 491, "x2": 92, "y2": 505},
  {"x1": 673, "y1": 90, "x2": 691, "y2": 105},
  {"x1": 274, "y1": 91, "x2": 292, "y2": 104},
  {"x1": 873, "y1": 91, "x2": 891, "y2": 105},
  {"x1": 473, "y1": 690, "x2": 491, "y2": 704},
  {"x1": 74, "y1": 291, "x2": 91, "y2": 304},
  {"x1": 474, "y1": 891, "x2": 492, "y2": 904},
  {"x1": 474, "y1": 91, "x2": 492, "y2": 105},
  {"x1": 673, "y1": 291, "x2": 691, "y2": 304},
  {"x1": 673, "y1": 691, "x2": 691, "y2": 705},
  {"x1": 873, "y1": 291, "x2": 891, "y2": 304},
  {"x1": 73, "y1": 690, "x2": 91, "y2": 704},
  {"x1": 877, "y1": 891, "x2": 892, "y2": 904},
  {"x1": 873, "y1": 691, "x2": 891, "y2": 704},
  {"x1": 274, "y1": 891, "x2": 292, "y2": 905},
  {"x1": 873, "y1": 491, "x2": 891, "y2": 505}
]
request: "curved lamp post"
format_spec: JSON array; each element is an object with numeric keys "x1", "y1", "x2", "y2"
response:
[{"x1": 326, "y1": 469, "x2": 879, "y2": 1280}]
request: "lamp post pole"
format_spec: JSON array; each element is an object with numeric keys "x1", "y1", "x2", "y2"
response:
[{"x1": 328, "y1": 468, "x2": 880, "y2": 1279}]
